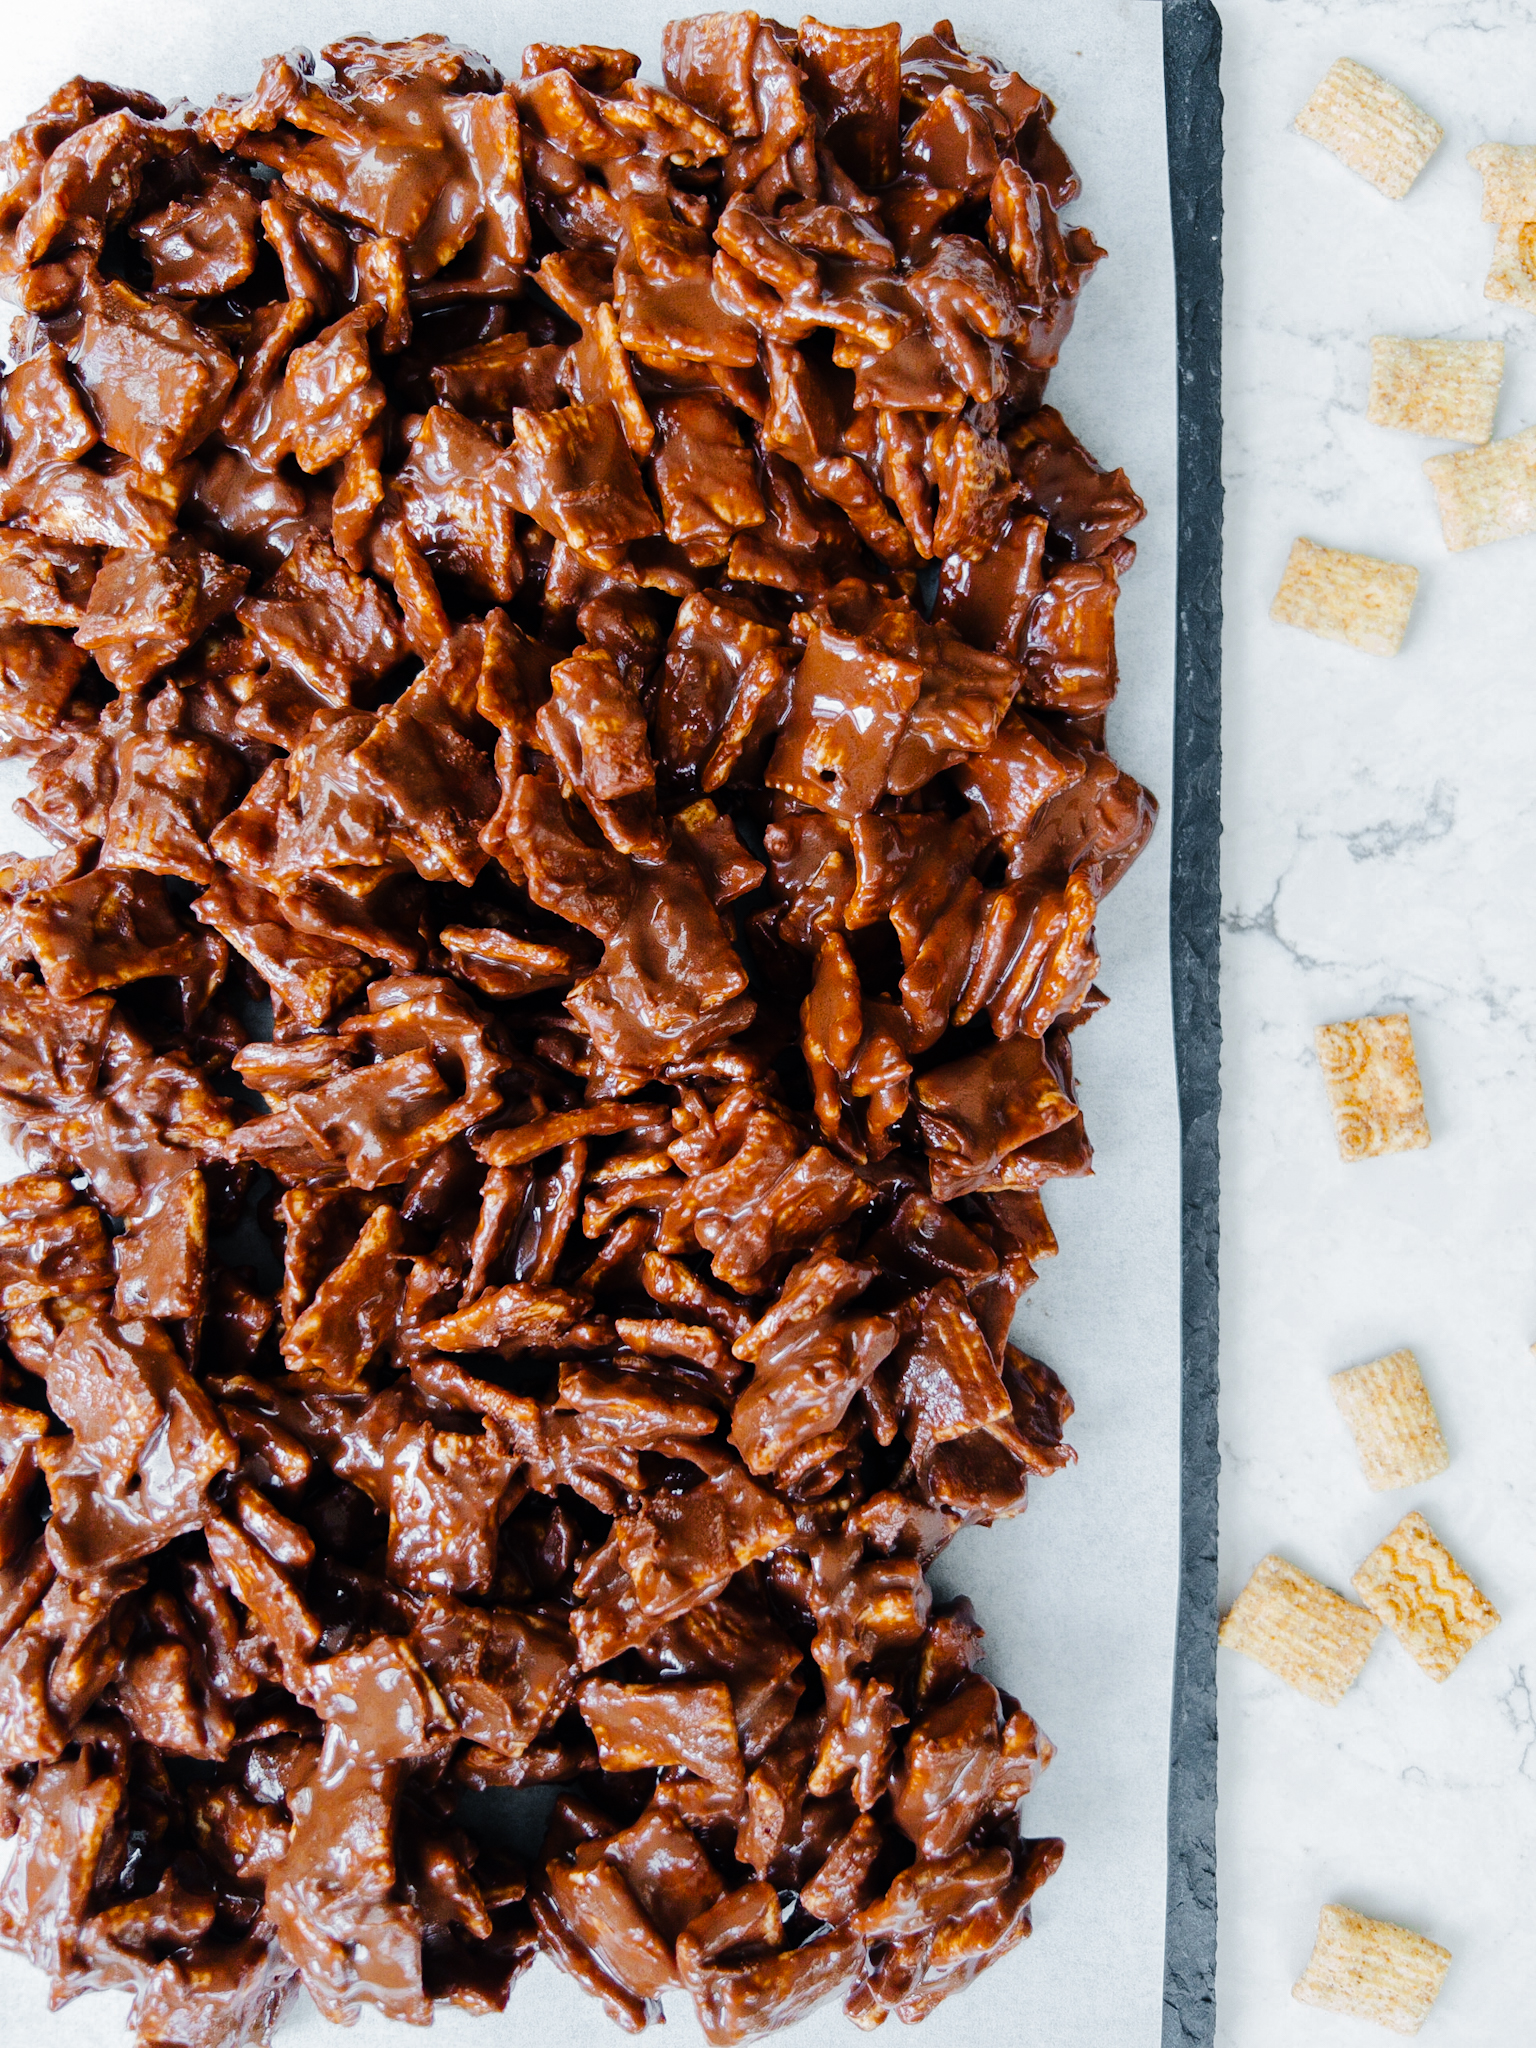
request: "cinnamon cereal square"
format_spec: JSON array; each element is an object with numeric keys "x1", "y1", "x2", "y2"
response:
[
  {"x1": 1353, "y1": 1510, "x2": 1499, "y2": 1680},
  {"x1": 1218, "y1": 1554, "x2": 1380, "y2": 1706},
  {"x1": 1293, "y1": 1903, "x2": 1451, "y2": 2035},
  {"x1": 1314, "y1": 1014, "x2": 1430, "y2": 1160},
  {"x1": 1483, "y1": 219, "x2": 1536, "y2": 314}
]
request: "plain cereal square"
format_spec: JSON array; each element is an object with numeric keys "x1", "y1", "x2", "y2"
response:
[
  {"x1": 1293, "y1": 1904, "x2": 1451, "y2": 2035},
  {"x1": 1424, "y1": 423, "x2": 1536, "y2": 549},
  {"x1": 1368, "y1": 337, "x2": 1502, "y2": 444},
  {"x1": 1468, "y1": 140, "x2": 1536, "y2": 220},
  {"x1": 1270, "y1": 538, "x2": 1418, "y2": 655},
  {"x1": 1218, "y1": 1554, "x2": 1379, "y2": 1705},
  {"x1": 1294, "y1": 60, "x2": 1442, "y2": 198},
  {"x1": 1331, "y1": 1349, "x2": 1449, "y2": 1491}
]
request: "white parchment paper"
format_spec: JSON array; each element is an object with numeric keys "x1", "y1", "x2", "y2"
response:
[{"x1": 0, "y1": 6, "x2": 1180, "y2": 2043}]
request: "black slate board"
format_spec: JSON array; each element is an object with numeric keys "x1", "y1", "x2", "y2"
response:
[{"x1": 1159, "y1": 4, "x2": 1223, "y2": 2045}]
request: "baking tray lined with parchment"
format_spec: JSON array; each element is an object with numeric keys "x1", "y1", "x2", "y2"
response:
[{"x1": 0, "y1": 5, "x2": 1217, "y2": 2045}]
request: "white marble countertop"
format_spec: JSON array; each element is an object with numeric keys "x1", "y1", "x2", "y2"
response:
[{"x1": 1218, "y1": 2, "x2": 1536, "y2": 2042}]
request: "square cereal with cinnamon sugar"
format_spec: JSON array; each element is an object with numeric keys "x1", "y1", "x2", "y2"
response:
[
  {"x1": 1218, "y1": 1554, "x2": 1379, "y2": 1705},
  {"x1": 1331, "y1": 1350, "x2": 1449, "y2": 1491},
  {"x1": 1369, "y1": 337, "x2": 1502, "y2": 444},
  {"x1": 1314, "y1": 1013, "x2": 1430, "y2": 1159},
  {"x1": 1294, "y1": 59, "x2": 1442, "y2": 199},
  {"x1": 1293, "y1": 1904, "x2": 1451, "y2": 2035},
  {"x1": 1468, "y1": 140, "x2": 1536, "y2": 220},
  {"x1": 1270, "y1": 538, "x2": 1417, "y2": 656},
  {"x1": 1353, "y1": 1510, "x2": 1500, "y2": 1680},
  {"x1": 1483, "y1": 219, "x2": 1536, "y2": 313},
  {"x1": 1424, "y1": 422, "x2": 1536, "y2": 549}
]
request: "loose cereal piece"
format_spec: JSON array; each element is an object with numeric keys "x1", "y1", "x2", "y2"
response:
[
  {"x1": 1483, "y1": 219, "x2": 1536, "y2": 314},
  {"x1": 1468, "y1": 140, "x2": 1536, "y2": 221},
  {"x1": 1330, "y1": 1350, "x2": 1449, "y2": 1491},
  {"x1": 1352, "y1": 1510, "x2": 1499, "y2": 1680},
  {"x1": 1368, "y1": 337, "x2": 1502, "y2": 444},
  {"x1": 1424, "y1": 421, "x2": 1536, "y2": 549},
  {"x1": 1293, "y1": 1904, "x2": 1451, "y2": 2035},
  {"x1": 1314, "y1": 1013, "x2": 1430, "y2": 1160},
  {"x1": 1269, "y1": 538, "x2": 1417, "y2": 656},
  {"x1": 1294, "y1": 59, "x2": 1443, "y2": 199},
  {"x1": 1218, "y1": 1554, "x2": 1379, "y2": 1706}
]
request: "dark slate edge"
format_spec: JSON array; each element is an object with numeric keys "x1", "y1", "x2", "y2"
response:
[{"x1": 1159, "y1": 4, "x2": 1223, "y2": 2045}]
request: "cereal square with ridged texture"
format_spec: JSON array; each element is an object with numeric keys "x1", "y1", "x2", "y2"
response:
[
  {"x1": 1270, "y1": 538, "x2": 1418, "y2": 655},
  {"x1": 1294, "y1": 60, "x2": 1443, "y2": 199},
  {"x1": 1369, "y1": 337, "x2": 1502, "y2": 444},
  {"x1": 1331, "y1": 1350, "x2": 1449, "y2": 1491},
  {"x1": 1353, "y1": 1510, "x2": 1499, "y2": 1680},
  {"x1": 1293, "y1": 1904, "x2": 1451, "y2": 2035},
  {"x1": 1424, "y1": 422, "x2": 1536, "y2": 549},
  {"x1": 1314, "y1": 1013, "x2": 1430, "y2": 1159},
  {"x1": 1483, "y1": 219, "x2": 1536, "y2": 313},
  {"x1": 1468, "y1": 141, "x2": 1536, "y2": 221},
  {"x1": 1218, "y1": 1554, "x2": 1380, "y2": 1705}
]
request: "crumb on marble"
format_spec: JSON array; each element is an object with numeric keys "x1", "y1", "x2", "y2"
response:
[
  {"x1": 1331, "y1": 1350, "x2": 1449, "y2": 1491},
  {"x1": 1424, "y1": 420, "x2": 1536, "y2": 548},
  {"x1": 1352, "y1": 1510, "x2": 1499, "y2": 1682},
  {"x1": 1482, "y1": 219, "x2": 1536, "y2": 314},
  {"x1": 1368, "y1": 337, "x2": 1502, "y2": 444},
  {"x1": 1218, "y1": 1554, "x2": 1379, "y2": 1706},
  {"x1": 1293, "y1": 59, "x2": 1442, "y2": 199},
  {"x1": 1293, "y1": 1903, "x2": 1451, "y2": 2035},
  {"x1": 1270, "y1": 538, "x2": 1418, "y2": 655},
  {"x1": 1468, "y1": 140, "x2": 1536, "y2": 221},
  {"x1": 1314, "y1": 1013, "x2": 1430, "y2": 1160}
]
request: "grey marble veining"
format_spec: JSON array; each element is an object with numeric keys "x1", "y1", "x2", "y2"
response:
[{"x1": 1219, "y1": 2, "x2": 1536, "y2": 2042}]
